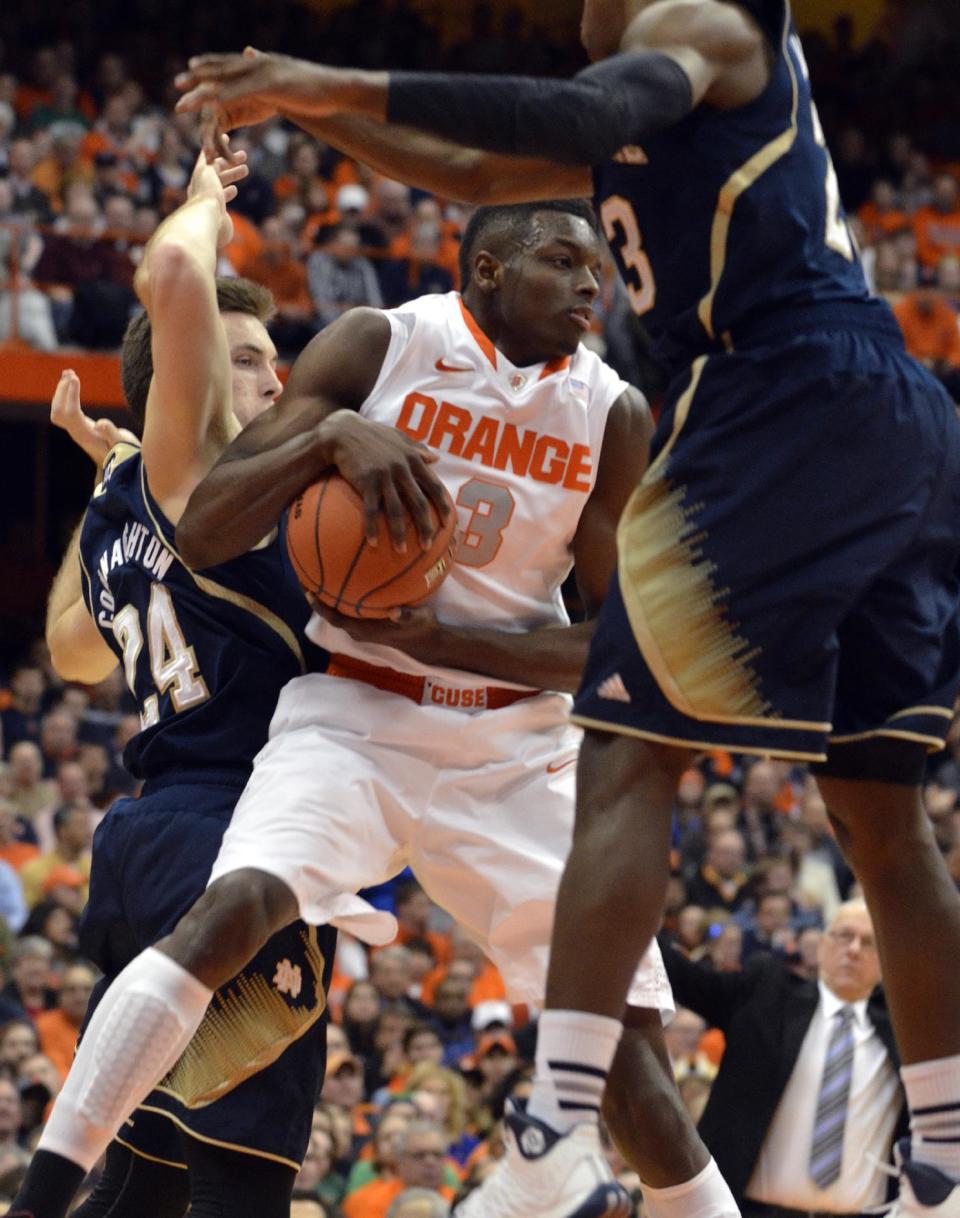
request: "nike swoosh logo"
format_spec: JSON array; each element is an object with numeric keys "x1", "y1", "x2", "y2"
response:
[
  {"x1": 435, "y1": 358, "x2": 473, "y2": 373},
  {"x1": 546, "y1": 757, "x2": 577, "y2": 774}
]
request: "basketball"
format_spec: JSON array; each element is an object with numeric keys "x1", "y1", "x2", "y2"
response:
[{"x1": 286, "y1": 472, "x2": 458, "y2": 618}]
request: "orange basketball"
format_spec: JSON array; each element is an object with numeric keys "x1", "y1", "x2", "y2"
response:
[{"x1": 286, "y1": 472, "x2": 458, "y2": 618}]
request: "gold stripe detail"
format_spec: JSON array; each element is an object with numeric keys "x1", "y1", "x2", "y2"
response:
[
  {"x1": 697, "y1": 8, "x2": 799, "y2": 340},
  {"x1": 570, "y1": 715, "x2": 827, "y2": 763},
  {"x1": 887, "y1": 705, "x2": 954, "y2": 723},
  {"x1": 646, "y1": 357, "x2": 707, "y2": 480},
  {"x1": 155, "y1": 926, "x2": 326, "y2": 1111},
  {"x1": 135, "y1": 1105, "x2": 301, "y2": 1172},
  {"x1": 139, "y1": 462, "x2": 305, "y2": 673},
  {"x1": 617, "y1": 476, "x2": 819, "y2": 727},
  {"x1": 114, "y1": 1134, "x2": 188, "y2": 1171},
  {"x1": 830, "y1": 728, "x2": 947, "y2": 751}
]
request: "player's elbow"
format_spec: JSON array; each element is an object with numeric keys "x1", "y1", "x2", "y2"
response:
[
  {"x1": 176, "y1": 509, "x2": 223, "y2": 571},
  {"x1": 47, "y1": 627, "x2": 115, "y2": 686},
  {"x1": 138, "y1": 239, "x2": 209, "y2": 311}
]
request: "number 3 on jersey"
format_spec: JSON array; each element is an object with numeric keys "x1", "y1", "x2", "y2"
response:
[
  {"x1": 113, "y1": 584, "x2": 209, "y2": 727},
  {"x1": 600, "y1": 195, "x2": 657, "y2": 316},
  {"x1": 456, "y1": 477, "x2": 516, "y2": 568}
]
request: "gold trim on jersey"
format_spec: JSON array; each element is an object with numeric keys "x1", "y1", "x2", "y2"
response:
[
  {"x1": 133, "y1": 1107, "x2": 301, "y2": 1172},
  {"x1": 646, "y1": 357, "x2": 707, "y2": 479},
  {"x1": 138, "y1": 463, "x2": 306, "y2": 673},
  {"x1": 887, "y1": 705, "x2": 954, "y2": 722},
  {"x1": 114, "y1": 1134, "x2": 189, "y2": 1171},
  {"x1": 570, "y1": 715, "x2": 828, "y2": 763},
  {"x1": 94, "y1": 440, "x2": 141, "y2": 498},
  {"x1": 153, "y1": 926, "x2": 326, "y2": 1111},
  {"x1": 616, "y1": 472, "x2": 830, "y2": 732},
  {"x1": 697, "y1": 6, "x2": 800, "y2": 342},
  {"x1": 830, "y1": 728, "x2": 948, "y2": 751}
]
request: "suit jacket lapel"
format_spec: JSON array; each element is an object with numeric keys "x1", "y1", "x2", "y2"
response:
[{"x1": 779, "y1": 979, "x2": 820, "y2": 1087}]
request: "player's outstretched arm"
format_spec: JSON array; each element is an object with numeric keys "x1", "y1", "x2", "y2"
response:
[
  {"x1": 176, "y1": 307, "x2": 447, "y2": 569},
  {"x1": 46, "y1": 372, "x2": 121, "y2": 684},
  {"x1": 175, "y1": 6, "x2": 766, "y2": 168},
  {"x1": 136, "y1": 149, "x2": 248, "y2": 522},
  {"x1": 315, "y1": 386, "x2": 652, "y2": 693}
]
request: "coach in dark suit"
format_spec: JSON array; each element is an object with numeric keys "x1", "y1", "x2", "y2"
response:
[{"x1": 662, "y1": 900, "x2": 907, "y2": 1218}]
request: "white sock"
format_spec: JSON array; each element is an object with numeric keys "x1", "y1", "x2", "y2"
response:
[
  {"x1": 903, "y1": 1054, "x2": 960, "y2": 1181},
  {"x1": 38, "y1": 948, "x2": 212, "y2": 1171},
  {"x1": 642, "y1": 1158, "x2": 741, "y2": 1218},
  {"x1": 526, "y1": 1010, "x2": 623, "y2": 1134}
]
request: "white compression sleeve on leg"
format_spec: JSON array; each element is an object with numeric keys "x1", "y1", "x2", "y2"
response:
[
  {"x1": 39, "y1": 948, "x2": 212, "y2": 1171},
  {"x1": 642, "y1": 1158, "x2": 741, "y2": 1218}
]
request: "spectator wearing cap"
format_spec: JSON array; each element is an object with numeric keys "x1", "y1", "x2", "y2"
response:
[
  {"x1": 307, "y1": 223, "x2": 383, "y2": 329},
  {"x1": 34, "y1": 963, "x2": 95, "y2": 1082},
  {"x1": 470, "y1": 1032, "x2": 519, "y2": 1105},
  {"x1": 19, "y1": 804, "x2": 92, "y2": 909},
  {"x1": 321, "y1": 1049, "x2": 366, "y2": 1112},
  {"x1": 2, "y1": 939, "x2": 56, "y2": 1017},
  {"x1": 913, "y1": 174, "x2": 960, "y2": 274},
  {"x1": 343, "y1": 1120, "x2": 456, "y2": 1218}
]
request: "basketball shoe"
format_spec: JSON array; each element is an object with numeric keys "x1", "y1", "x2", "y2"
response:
[
  {"x1": 888, "y1": 1141, "x2": 960, "y2": 1218},
  {"x1": 453, "y1": 1103, "x2": 632, "y2": 1218}
]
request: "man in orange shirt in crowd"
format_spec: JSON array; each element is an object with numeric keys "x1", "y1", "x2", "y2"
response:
[
  {"x1": 893, "y1": 286, "x2": 960, "y2": 399},
  {"x1": 35, "y1": 965, "x2": 96, "y2": 1082},
  {"x1": 913, "y1": 174, "x2": 960, "y2": 275},
  {"x1": 858, "y1": 179, "x2": 908, "y2": 245},
  {"x1": 343, "y1": 1121, "x2": 456, "y2": 1218},
  {"x1": 243, "y1": 214, "x2": 317, "y2": 355}
]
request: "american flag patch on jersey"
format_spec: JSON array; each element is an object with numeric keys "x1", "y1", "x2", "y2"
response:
[{"x1": 569, "y1": 378, "x2": 590, "y2": 404}]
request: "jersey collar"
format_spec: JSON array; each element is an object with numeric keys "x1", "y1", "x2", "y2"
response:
[{"x1": 457, "y1": 295, "x2": 572, "y2": 383}]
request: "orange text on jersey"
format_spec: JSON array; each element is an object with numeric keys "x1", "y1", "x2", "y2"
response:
[{"x1": 397, "y1": 392, "x2": 593, "y2": 491}]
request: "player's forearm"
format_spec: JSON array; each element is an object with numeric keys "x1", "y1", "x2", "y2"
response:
[
  {"x1": 425, "y1": 619, "x2": 598, "y2": 694},
  {"x1": 46, "y1": 522, "x2": 86, "y2": 640},
  {"x1": 176, "y1": 414, "x2": 347, "y2": 569},
  {"x1": 385, "y1": 54, "x2": 694, "y2": 165},
  {"x1": 135, "y1": 194, "x2": 222, "y2": 306}
]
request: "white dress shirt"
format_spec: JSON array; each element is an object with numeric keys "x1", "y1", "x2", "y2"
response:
[{"x1": 746, "y1": 982, "x2": 900, "y2": 1212}]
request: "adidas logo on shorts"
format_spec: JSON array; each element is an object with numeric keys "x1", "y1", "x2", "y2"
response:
[{"x1": 597, "y1": 674, "x2": 631, "y2": 703}]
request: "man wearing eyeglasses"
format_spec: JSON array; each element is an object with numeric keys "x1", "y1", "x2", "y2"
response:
[{"x1": 661, "y1": 900, "x2": 906, "y2": 1218}]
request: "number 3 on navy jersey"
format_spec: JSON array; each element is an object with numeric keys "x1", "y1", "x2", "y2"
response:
[
  {"x1": 113, "y1": 584, "x2": 209, "y2": 726},
  {"x1": 600, "y1": 196, "x2": 657, "y2": 316}
]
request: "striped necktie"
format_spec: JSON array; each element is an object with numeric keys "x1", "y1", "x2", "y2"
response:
[{"x1": 809, "y1": 1005, "x2": 855, "y2": 1189}]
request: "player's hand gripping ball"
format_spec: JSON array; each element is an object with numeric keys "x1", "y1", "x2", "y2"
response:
[{"x1": 287, "y1": 472, "x2": 457, "y2": 618}]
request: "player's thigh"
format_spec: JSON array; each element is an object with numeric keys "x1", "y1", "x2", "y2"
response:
[
  {"x1": 181, "y1": 1137, "x2": 296, "y2": 1218},
  {"x1": 210, "y1": 720, "x2": 407, "y2": 905}
]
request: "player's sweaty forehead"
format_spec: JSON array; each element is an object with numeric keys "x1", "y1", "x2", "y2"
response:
[{"x1": 514, "y1": 212, "x2": 601, "y2": 264}]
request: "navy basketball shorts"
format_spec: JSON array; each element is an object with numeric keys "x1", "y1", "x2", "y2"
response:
[
  {"x1": 79, "y1": 774, "x2": 336, "y2": 1172},
  {"x1": 574, "y1": 316, "x2": 960, "y2": 762}
]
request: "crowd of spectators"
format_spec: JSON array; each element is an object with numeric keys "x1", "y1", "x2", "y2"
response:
[
  {"x1": 1, "y1": 633, "x2": 958, "y2": 1215},
  {"x1": 2, "y1": 2, "x2": 960, "y2": 1214},
  {"x1": 1, "y1": 3, "x2": 960, "y2": 401}
]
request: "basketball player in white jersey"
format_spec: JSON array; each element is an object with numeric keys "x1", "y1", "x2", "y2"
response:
[{"x1": 16, "y1": 201, "x2": 738, "y2": 1218}]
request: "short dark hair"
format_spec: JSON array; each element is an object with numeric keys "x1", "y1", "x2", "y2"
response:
[
  {"x1": 458, "y1": 199, "x2": 599, "y2": 286},
  {"x1": 120, "y1": 277, "x2": 276, "y2": 432},
  {"x1": 402, "y1": 1022, "x2": 441, "y2": 1054}
]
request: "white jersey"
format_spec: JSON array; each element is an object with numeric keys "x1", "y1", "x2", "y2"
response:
[{"x1": 307, "y1": 292, "x2": 630, "y2": 688}]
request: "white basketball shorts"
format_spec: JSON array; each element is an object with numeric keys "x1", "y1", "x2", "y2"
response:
[{"x1": 208, "y1": 672, "x2": 673, "y2": 1015}]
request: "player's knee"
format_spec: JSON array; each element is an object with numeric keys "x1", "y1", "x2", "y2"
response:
[{"x1": 165, "y1": 869, "x2": 297, "y2": 986}]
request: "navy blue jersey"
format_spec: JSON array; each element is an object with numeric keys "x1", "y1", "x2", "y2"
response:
[
  {"x1": 79, "y1": 443, "x2": 323, "y2": 781},
  {"x1": 595, "y1": 0, "x2": 887, "y2": 375}
]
